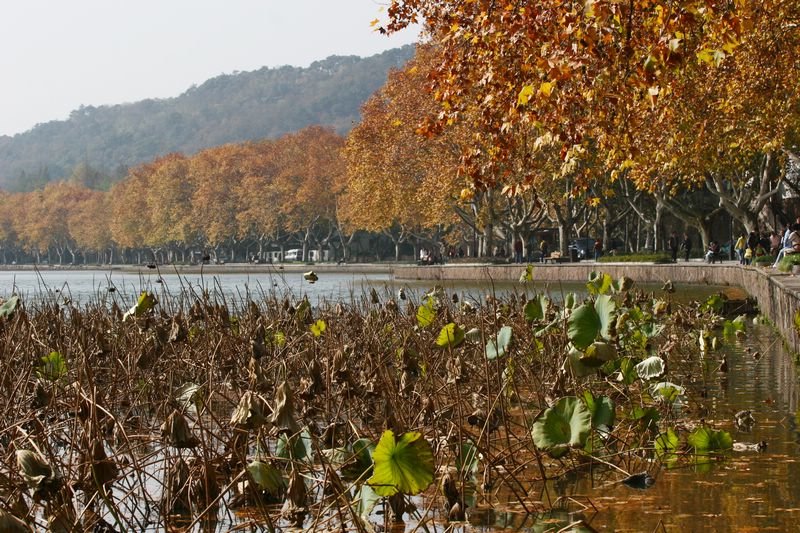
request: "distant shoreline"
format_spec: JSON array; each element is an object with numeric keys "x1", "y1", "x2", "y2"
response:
[{"x1": 0, "y1": 262, "x2": 396, "y2": 275}]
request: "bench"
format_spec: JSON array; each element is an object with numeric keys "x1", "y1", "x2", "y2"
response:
[{"x1": 543, "y1": 255, "x2": 570, "y2": 264}]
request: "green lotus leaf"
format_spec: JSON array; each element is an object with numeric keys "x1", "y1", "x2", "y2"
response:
[
  {"x1": 436, "y1": 323, "x2": 465, "y2": 348},
  {"x1": 416, "y1": 297, "x2": 436, "y2": 328},
  {"x1": 38, "y1": 351, "x2": 67, "y2": 382},
  {"x1": 341, "y1": 438, "x2": 375, "y2": 482},
  {"x1": 485, "y1": 325, "x2": 513, "y2": 360},
  {"x1": 635, "y1": 356, "x2": 665, "y2": 380},
  {"x1": 655, "y1": 428, "x2": 679, "y2": 456},
  {"x1": 0, "y1": 295, "x2": 19, "y2": 319},
  {"x1": 310, "y1": 319, "x2": 327, "y2": 337},
  {"x1": 532, "y1": 396, "x2": 592, "y2": 457},
  {"x1": 567, "y1": 304, "x2": 601, "y2": 350},
  {"x1": 651, "y1": 381, "x2": 685, "y2": 402},
  {"x1": 587, "y1": 271, "x2": 613, "y2": 295},
  {"x1": 580, "y1": 341, "x2": 618, "y2": 367},
  {"x1": 688, "y1": 427, "x2": 732, "y2": 452},
  {"x1": 456, "y1": 439, "x2": 479, "y2": 479},
  {"x1": 246, "y1": 460, "x2": 285, "y2": 494},
  {"x1": 582, "y1": 391, "x2": 615, "y2": 429},
  {"x1": 519, "y1": 264, "x2": 535, "y2": 283},
  {"x1": 594, "y1": 295, "x2": 616, "y2": 339},
  {"x1": 524, "y1": 294, "x2": 549, "y2": 322},
  {"x1": 367, "y1": 430, "x2": 434, "y2": 497},
  {"x1": 123, "y1": 291, "x2": 157, "y2": 321}
]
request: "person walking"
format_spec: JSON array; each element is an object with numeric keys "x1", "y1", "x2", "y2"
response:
[
  {"x1": 513, "y1": 238, "x2": 524, "y2": 263},
  {"x1": 668, "y1": 231, "x2": 679, "y2": 263},
  {"x1": 681, "y1": 232, "x2": 692, "y2": 262},
  {"x1": 734, "y1": 233, "x2": 746, "y2": 265},
  {"x1": 593, "y1": 238, "x2": 603, "y2": 261}
]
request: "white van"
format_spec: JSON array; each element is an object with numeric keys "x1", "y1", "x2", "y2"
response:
[{"x1": 284, "y1": 249, "x2": 301, "y2": 261}]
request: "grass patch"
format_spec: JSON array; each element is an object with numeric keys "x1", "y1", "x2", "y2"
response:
[{"x1": 777, "y1": 253, "x2": 800, "y2": 272}]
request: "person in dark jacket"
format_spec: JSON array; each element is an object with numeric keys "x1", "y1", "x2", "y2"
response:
[
  {"x1": 681, "y1": 233, "x2": 692, "y2": 261},
  {"x1": 668, "y1": 231, "x2": 679, "y2": 263}
]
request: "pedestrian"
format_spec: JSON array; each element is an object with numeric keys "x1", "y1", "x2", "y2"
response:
[
  {"x1": 593, "y1": 238, "x2": 603, "y2": 261},
  {"x1": 539, "y1": 239, "x2": 549, "y2": 263},
  {"x1": 769, "y1": 231, "x2": 781, "y2": 256},
  {"x1": 734, "y1": 233, "x2": 746, "y2": 264},
  {"x1": 513, "y1": 238, "x2": 524, "y2": 263},
  {"x1": 668, "y1": 231, "x2": 679, "y2": 263},
  {"x1": 681, "y1": 232, "x2": 692, "y2": 262}
]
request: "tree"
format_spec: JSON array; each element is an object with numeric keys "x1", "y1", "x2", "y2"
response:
[
  {"x1": 381, "y1": 0, "x2": 746, "y2": 188},
  {"x1": 342, "y1": 46, "x2": 462, "y2": 260}
]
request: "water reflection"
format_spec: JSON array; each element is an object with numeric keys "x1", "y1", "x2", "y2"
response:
[{"x1": 469, "y1": 324, "x2": 800, "y2": 532}]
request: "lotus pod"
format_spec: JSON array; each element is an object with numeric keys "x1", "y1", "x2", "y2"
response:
[
  {"x1": 230, "y1": 391, "x2": 267, "y2": 430},
  {"x1": 160, "y1": 410, "x2": 199, "y2": 448},
  {"x1": 303, "y1": 271, "x2": 318, "y2": 283},
  {"x1": 0, "y1": 508, "x2": 31, "y2": 532},
  {"x1": 270, "y1": 381, "x2": 300, "y2": 435},
  {"x1": 16, "y1": 450, "x2": 61, "y2": 501}
]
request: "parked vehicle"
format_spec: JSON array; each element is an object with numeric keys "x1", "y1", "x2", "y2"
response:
[{"x1": 284, "y1": 249, "x2": 301, "y2": 261}]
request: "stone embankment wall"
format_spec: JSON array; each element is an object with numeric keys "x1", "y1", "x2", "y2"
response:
[{"x1": 395, "y1": 263, "x2": 800, "y2": 355}]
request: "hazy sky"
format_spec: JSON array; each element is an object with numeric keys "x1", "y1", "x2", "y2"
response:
[{"x1": 0, "y1": 1, "x2": 420, "y2": 136}]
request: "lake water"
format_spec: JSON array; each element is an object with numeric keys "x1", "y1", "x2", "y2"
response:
[
  {"x1": 0, "y1": 268, "x2": 726, "y2": 309},
  {"x1": 2, "y1": 269, "x2": 788, "y2": 531}
]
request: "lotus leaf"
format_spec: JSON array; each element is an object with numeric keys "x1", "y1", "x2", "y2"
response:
[
  {"x1": 310, "y1": 319, "x2": 326, "y2": 337},
  {"x1": 416, "y1": 297, "x2": 436, "y2": 328},
  {"x1": 651, "y1": 381, "x2": 685, "y2": 402},
  {"x1": 594, "y1": 294, "x2": 616, "y2": 339},
  {"x1": 247, "y1": 460, "x2": 285, "y2": 494},
  {"x1": 436, "y1": 322, "x2": 465, "y2": 348},
  {"x1": 567, "y1": 304, "x2": 601, "y2": 350},
  {"x1": 38, "y1": 351, "x2": 67, "y2": 382},
  {"x1": 519, "y1": 264, "x2": 534, "y2": 283},
  {"x1": 524, "y1": 294, "x2": 549, "y2": 322},
  {"x1": 655, "y1": 428, "x2": 679, "y2": 456},
  {"x1": 688, "y1": 427, "x2": 732, "y2": 452},
  {"x1": 485, "y1": 326, "x2": 513, "y2": 360},
  {"x1": 341, "y1": 438, "x2": 375, "y2": 482},
  {"x1": 0, "y1": 295, "x2": 19, "y2": 319},
  {"x1": 582, "y1": 391, "x2": 615, "y2": 429},
  {"x1": 635, "y1": 356, "x2": 666, "y2": 380},
  {"x1": 123, "y1": 291, "x2": 157, "y2": 321},
  {"x1": 367, "y1": 430, "x2": 434, "y2": 497},
  {"x1": 580, "y1": 341, "x2": 617, "y2": 367},
  {"x1": 531, "y1": 396, "x2": 592, "y2": 457}
]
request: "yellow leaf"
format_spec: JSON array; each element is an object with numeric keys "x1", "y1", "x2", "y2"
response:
[
  {"x1": 517, "y1": 84, "x2": 535, "y2": 106},
  {"x1": 369, "y1": 18, "x2": 379, "y2": 27},
  {"x1": 391, "y1": 119, "x2": 403, "y2": 127},
  {"x1": 539, "y1": 81, "x2": 554, "y2": 98}
]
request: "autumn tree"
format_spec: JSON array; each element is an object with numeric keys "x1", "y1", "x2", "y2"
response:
[
  {"x1": 343, "y1": 45, "x2": 463, "y2": 260},
  {"x1": 381, "y1": 0, "x2": 747, "y2": 189},
  {"x1": 273, "y1": 126, "x2": 346, "y2": 262}
]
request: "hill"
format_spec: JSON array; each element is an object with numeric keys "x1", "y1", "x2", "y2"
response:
[{"x1": 0, "y1": 45, "x2": 415, "y2": 191}]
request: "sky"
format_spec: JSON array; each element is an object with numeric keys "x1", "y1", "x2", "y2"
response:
[{"x1": 0, "y1": 1, "x2": 420, "y2": 136}]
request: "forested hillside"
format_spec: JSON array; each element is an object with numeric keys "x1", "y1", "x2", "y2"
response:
[{"x1": 0, "y1": 45, "x2": 414, "y2": 191}]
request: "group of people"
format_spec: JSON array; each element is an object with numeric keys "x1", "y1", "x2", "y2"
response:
[
  {"x1": 732, "y1": 224, "x2": 800, "y2": 267},
  {"x1": 668, "y1": 231, "x2": 695, "y2": 262},
  {"x1": 667, "y1": 222, "x2": 800, "y2": 266}
]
